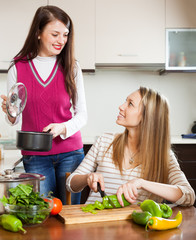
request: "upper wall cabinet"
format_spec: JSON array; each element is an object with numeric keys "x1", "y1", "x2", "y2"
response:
[
  {"x1": 49, "y1": 0, "x2": 95, "y2": 70},
  {"x1": 95, "y1": 0, "x2": 165, "y2": 65},
  {"x1": 0, "y1": 0, "x2": 47, "y2": 70},
  {"x1": 166, "y1": 0, "x2": 196, "y2": 28}
]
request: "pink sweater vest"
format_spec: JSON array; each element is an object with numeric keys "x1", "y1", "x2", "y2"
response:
[{"x1": 15, "y1": 58, "x2": 83, "y2": 156}]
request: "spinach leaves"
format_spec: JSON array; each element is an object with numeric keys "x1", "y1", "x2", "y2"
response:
[{"x1": 0, "y1": 184, "x2": 50, "y2": 225}]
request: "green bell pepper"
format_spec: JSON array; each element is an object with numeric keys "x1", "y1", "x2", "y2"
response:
[
  {"x1": 159, "y1": 203, "x2": 173, "y2": 218},
  {"x1": 94, "y1": 200, "x2": 105, "y2": 210},
  {"x1": 81, "y1": 201, "x2": 105, "y2": 214},
  {"x1": 103, "y1": 194, "x2": 130, "y2": 208},
  {"x1": 0, "y1": 214, "x2": 26, "y2": 233},
  {"x1": 81, "y1": 194, "x2": 131, "y2": 214},
  {"x1": 139, "y1": 199, "x2": 163, "y2": 217},
  {"x1": 139, "y1": 199, "x2": 173, "y2": 218},
  {"x1": 131, "y1": 211, "x2": 152, "y2": 225}
]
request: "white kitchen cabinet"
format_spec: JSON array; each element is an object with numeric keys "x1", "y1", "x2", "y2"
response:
[
  {"x1": 49, "y1": 0, "x2": 95, "y2": 70},
  {"x1": 95, "y1": 0, "x2": 165, "y2": 65},
  {"x1": 0, "y1": 0, "x2": 47, "y2": 70},
  {"x1": 166, "y1": 0, "x2": 196, "y2": 28}
]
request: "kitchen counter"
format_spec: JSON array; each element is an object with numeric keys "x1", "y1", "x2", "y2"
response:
[
  {"x1": 1, "y1": 135, "x2": 196, "y2": 148},
  {"x1": 0, "y1": 206, "x2": 195, "y2": 240},
  {"x1": 171, "y1": 135, "x2": 196, "y2": 144},
  {"x1": 83, "y1": 135, "x2": 196, "y2": 145},
  {"x1": 0, "y1": 135, "x2": 195, "y2": 174}
]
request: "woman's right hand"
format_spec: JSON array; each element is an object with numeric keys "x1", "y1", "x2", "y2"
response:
[
  {"x1": 1, "y1": 94, "x2": 16, "y2": 124},
  {"x1": 1, "y1": 95, "x2": 7, "y2": 114},
  {"x1": 87, "y1": 172, "x2": 105, "y2": 192}
]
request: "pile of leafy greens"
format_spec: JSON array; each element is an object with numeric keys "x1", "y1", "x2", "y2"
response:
[{"x1": 0, "y1": 184, "x2": 50, "y2": 225}]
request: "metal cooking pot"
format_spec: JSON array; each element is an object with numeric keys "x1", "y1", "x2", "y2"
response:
[
  {"x1": 0, "y1": 169, "x2": 45, "y2": 213},
  {"x1": 16, "y1": 130, "x2": 53, "y2": 152}
]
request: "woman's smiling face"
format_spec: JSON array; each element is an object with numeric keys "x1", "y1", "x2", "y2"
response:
[
  {"x1": 38, "y1": 20, "x2": 69, "y2": 57},
  {"x1": 116, "y1": 90, "x2": 143, "y2": 129}
]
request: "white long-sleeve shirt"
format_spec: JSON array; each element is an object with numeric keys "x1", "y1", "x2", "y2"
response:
[
  {"x1": 6, "y1": 56, "x2": 87, "y2": 139},
  {"x1": 66, "y1": 133, "x2": 196, "y2": 206}
]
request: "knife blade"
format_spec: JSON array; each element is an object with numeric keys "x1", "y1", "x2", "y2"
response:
[{"x1": 97, "y1": 182, "x2": 117, "y2": 208}]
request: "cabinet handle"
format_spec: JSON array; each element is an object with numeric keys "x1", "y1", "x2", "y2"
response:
[{"x1": 118, "y1": 54, "x2": 138, "y2": 57}]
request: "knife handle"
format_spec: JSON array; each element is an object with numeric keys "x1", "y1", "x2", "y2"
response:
[{"x1": 97, "y1": 182, "x2": 105, "y2": 198}]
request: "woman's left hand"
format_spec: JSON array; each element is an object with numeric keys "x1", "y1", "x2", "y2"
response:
[
  {"x1": 43, "y1": 123, "x2": 66, "y2": 138},
  {"x1": 116, "y1": 178, "x2": 143, "y2": 206}
]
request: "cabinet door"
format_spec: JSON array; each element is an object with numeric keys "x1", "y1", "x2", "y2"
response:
[
  {"x1": 173, "y1": 144, "x2": 196, "y2": 207},
  {"x1": 49, "y1": 0, "x2": 95, "y2": 70},
  {"x1": 96, "y1": 0, "x2": 165, "y2": 64},
  {"x1": 166, "y1": 0, "x2": 196, "y2": 28},
  {"x1": 0, "y1": 0, "x2": 47, "y2": 70}
]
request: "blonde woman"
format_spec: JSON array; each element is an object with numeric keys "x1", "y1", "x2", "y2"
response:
[{"x1": 66, "y1": 87, "x2": 195, "y2": 206}]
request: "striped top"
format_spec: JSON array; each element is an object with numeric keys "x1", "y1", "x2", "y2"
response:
[{"x1": 66, "y1": 133, "x2": 195, "y2": 206}]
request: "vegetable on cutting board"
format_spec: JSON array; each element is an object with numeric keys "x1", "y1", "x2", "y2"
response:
[
  {"x1": 145, "y1": 211, "x2": 182, "y2": 231},
  {"x1": 0, "y1": 214, "x2": 26, "y2": 234},
  {"x1": 81, "y1": 194, "x2": 131, "y2": 214},
  {"x1": 103, "y1": 195, "x2": 130, "y2": 209}
]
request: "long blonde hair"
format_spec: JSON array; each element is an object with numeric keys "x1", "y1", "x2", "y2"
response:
[{"x1": 108, "y1": 87, "x2": 170, "y2": 186}]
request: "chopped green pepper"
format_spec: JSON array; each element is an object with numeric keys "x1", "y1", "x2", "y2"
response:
[
  {"x1": 94, "y1": 201, "x2": 105, "y2": 210},
  {"x1": 81, "y1": 204, "x2": 97, "y2": 214},
  {"x1": 139, "y1": 199, "x2": 163, "y2": 217},
  {"x1": 0, "y1": 214, "x2": 26, "y2": 233},
  {"x1": 81, "y1": 194, "x2": 131, "y2": 214},
  {"x1": 103, "y1": 194, "x2": 130, "y2": 208},
  {"x1": 159, "y1": 203, "x2": 173, "y2": 218},
  {"x1": 131, "y1": 211, "x2": 152, "y2": 225}
]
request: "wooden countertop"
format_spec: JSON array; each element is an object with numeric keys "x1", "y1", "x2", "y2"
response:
[{"x1": 0, "y1": 206, "x2": 195, "y2": 240}]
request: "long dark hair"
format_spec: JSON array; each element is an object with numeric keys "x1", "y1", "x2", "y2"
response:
[{"x1": 10, "y1": 5, "x2": 77, "y2": 106}]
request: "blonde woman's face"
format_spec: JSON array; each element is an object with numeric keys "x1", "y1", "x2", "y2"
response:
[{"x1": 116, "y1": 90, "x2": 142, "y2": 128}]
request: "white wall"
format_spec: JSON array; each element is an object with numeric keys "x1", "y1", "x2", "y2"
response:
[
  {"x1": 81, "y1": 69, "x2": 196, "y2": 139},
  {"x1": 0, "y1": 70, "x2": 196, "y2": 140}
]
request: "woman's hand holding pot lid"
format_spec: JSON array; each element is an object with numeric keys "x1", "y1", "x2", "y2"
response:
[
  {"x1": 43, "y1": 123, "x2": 66, "y2": 139},
  {"x1": 1, "y1": 95, "x2": 16, "y2": 124},
  {"x1": 1, "y1": 95, "x2": 7, "y2": 114}
]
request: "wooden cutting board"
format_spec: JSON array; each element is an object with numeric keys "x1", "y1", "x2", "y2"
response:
[{"x1": 57, "y1": 204, "x2": 141, "y2": 224}]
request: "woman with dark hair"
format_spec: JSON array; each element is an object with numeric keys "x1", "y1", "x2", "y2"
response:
[
  {"x1": 1, "y1": 5, "x2": 87, "y2": 205},
  {"x1": 66, "y1": 87, "x2": 195, "y2": 206}
]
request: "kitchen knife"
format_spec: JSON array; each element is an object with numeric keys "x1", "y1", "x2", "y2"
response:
[{"x1": 97, "y1": 182, "x2": 117, "y2": 208}]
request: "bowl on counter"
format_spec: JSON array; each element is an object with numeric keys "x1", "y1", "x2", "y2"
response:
[{"x1": 4, "y1": 198, "x2": 53, "y2": 226}]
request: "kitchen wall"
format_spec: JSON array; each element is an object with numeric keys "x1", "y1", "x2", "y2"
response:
[{"x1": 0, "y1": 70, "x2": 196, "y2": 140}]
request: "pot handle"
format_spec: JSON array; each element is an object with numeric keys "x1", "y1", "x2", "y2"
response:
[
  {"x1": 36, "y1": 173, "x2": 46, "y2": 181},
  {"x1": 43, "y1": 129, "x2": 51, "y2": 133}
]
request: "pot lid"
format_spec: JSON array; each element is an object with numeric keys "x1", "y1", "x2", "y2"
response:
[
  {"x1": 0, "y1": 169, "x2": 45, "y2": 182},
  {"x1": 6, "y1": 82, "x2": 27, "y2": 118}
]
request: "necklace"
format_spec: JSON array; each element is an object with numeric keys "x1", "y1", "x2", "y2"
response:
[{"x1": 129, "y1": 152, "x2": 138, "y2": 164}]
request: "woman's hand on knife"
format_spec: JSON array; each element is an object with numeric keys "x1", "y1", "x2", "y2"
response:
[{"x1": 87, "y1": 172, "x2": 105, "y2": 192}]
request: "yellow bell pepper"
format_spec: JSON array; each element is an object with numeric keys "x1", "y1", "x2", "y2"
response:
[{"x1": 146, "y1": 211, "x2": 182, "y2": 231}]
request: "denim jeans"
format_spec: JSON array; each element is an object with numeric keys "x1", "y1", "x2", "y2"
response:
[{"x1": 22, "y1": 148, "x2": 84, "y2": 205}]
